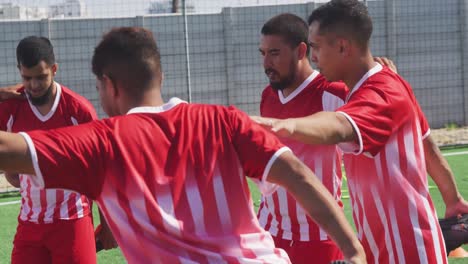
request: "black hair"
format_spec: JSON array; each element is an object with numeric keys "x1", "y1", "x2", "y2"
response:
[
  {"x1": 16, "y1": 36, "x2": 55, "y2": 67},
  {"x1": 308, "y1": 0, "x2": 373, "y2": 49},
  {"x1": 261, "y1": 13, "x2": 310, "y2": 56},
  {"x1": 92, "y1": 27, "x2": 163, "y2": 96}
]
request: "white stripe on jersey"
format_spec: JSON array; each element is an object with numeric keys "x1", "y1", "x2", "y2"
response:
[
  {"x1": 71, "y1": 116, "x2": 78, "y2": 126},
  {"x1": 277, "y1": 189, "x2": 292, "y2": 240},
  {"x1": 29, "y1": 186, "x2": 41, "y2": 221},
  {"x1": 296, "y1": 204, "x2": 309, "y2": 241},
  {"x1": 77, "y1": 194, "x2": 84, "y2": 218},
  {"x1": 422, "y1": 197, "x2": 444, "y2": 264},
  {"x1": 60, "y1": 191, "x2": 70, "y2": 219},
  {"x1": 314, "y1": 154, "x2": 328, "y2": 241},
  {"x1": 6, "y1": 115, "x2": 13, "y2": 132},
  {"x1": 185, "y1": 170, "x2": 207, "y2": 236},
  {"x1": 355, "y1": 182, "x2": 379, "y2": 263},
  {"x1": 265, "y1": 195, "x2": 279, "y2": 236},
  {"x1": 44, "y1": 188, "x2": 57, "y2": 222},
  {"x1": 370, "y1": 186, "x2": 395, "y2": 264},
  {"x1": 213, "y1": 166, "x2": 233, "y2": 233},
  {"x1": 157, "y1": 185, "x2": 183, "y2": 237},
  {"x1": 408, "y1": 189, "x2": 428, "y2": 263},
  {"x1": 322, "y1": 91, "x2": 344, "y2": 112},
  {"x1": 384, "y1": 141, "x2": 406, "y2": 263},
  {"x1": 373, "y1": 154, "x2": 396, "y2": 264}
]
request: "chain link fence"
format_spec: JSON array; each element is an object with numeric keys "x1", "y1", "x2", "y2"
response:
[{"x1": 0, "y1": 0, "x2": 467, "y2": 192}]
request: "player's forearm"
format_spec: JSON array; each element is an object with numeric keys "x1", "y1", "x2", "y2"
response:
[
  {"x1": 291, "y1": 112, "x2": 356, "y2": 145},
  {"x1": 268, "y1": 152, "x2": 365, "y2": 261},
  {"x1": 424, "y1": 135, "x2": 461, "y2": 206},
  {"x1": 0, "y1": 131, "x2": 34, "y2": 174}
]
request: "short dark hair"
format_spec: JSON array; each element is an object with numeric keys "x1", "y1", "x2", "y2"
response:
[
  {"x1": 16, "y1": 36, "x2": 55, "y2": 67},
  {"x1": 307, "y1": 0, "x2": 372, "y2": 49},
  {"x1": 92, "y1": 27, "x2": 163, "y2": 96},
  {"x1": 261, "y1": 13, "x2": 310, "y2": 56}
]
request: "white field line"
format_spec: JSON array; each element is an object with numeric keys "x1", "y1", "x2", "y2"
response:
[
  {"x1": 442, "y1": 151, "x2": 468, "y2": 157},
  {"x1": 0, "y1": 200, "x2": 20, "y2": 206}
]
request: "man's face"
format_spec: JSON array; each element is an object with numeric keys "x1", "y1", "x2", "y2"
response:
[
  {"x1": 259, "y1": 34, "x2": 297, "y2": 91},
  {"x1": 19, "y1": 61, "x2": 56, "y2": 106},
  {"x1": 308, "y1": 21, "x2": 343, "y2": 82}
]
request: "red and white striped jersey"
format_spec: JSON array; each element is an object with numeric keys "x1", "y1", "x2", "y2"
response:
[
  {"x1": 258, "y1": 71, "x2": 346, "y2": 241},
  {"x1": 0, "y1": 83, "x2": 96, "y2": 223},
  {"x1": 22, "y1": 98, "x2": 292, "y2": 263},
  {"x1": 336, "y1": 64, "x2": 447, "y2": 264}
]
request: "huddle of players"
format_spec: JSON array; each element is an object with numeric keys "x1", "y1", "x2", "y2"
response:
[{"x1": 1, "y1": 0, "x2": 467, "y2": 263}]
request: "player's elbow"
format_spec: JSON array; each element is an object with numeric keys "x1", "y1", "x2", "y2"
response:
[
  {"x1": 5, "y1": 172, "x2": 20, "y2": 188},
  {"x1": 330, "y1": 114, "x2": 356, "y2": 144}
]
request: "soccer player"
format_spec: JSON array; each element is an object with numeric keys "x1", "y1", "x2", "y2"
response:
[
  {"x1": 0, "y1": 27, "x2": 367, "y2": 264},
  {"x1": 0, "y1": 36, "x2": 114, "y2": 264},
  {"x1": 258, "y1": 13, "x2": 347, "y2": 264},
  {"x1": 252, "y1": 0, "x2": 468, "y2": 263}
]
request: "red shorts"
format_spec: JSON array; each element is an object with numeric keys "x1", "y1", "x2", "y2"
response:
[
  {"x1": 273, "y1": 236, "x2": 343, "y2": 264},
  {"x1": 11, "y1": 214, "x2": 96, "y2": 264}
]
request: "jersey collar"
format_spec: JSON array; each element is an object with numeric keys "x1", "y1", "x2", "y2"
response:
[
  {"x1": 345, "y1": 63, "x2": 382, "y2": 103},
  {"x1": 278, "y1": 70, "x2": 319, "y2": 104},
  {"x1": 27, "y1": 81, "x2": 62, "y2": 122},
  {"x1": 126, "y1": 97, "x2": 187, "y2": 114}
]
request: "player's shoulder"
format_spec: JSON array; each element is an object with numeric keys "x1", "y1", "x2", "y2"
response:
[{"x1": 59, "y1": 84, "x2": 95, "y2": 112}]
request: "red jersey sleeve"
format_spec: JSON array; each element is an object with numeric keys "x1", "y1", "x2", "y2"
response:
[
  {"x1": 20, "y1": 120, "x2": 113, "y2": 199},
  {"x1": 76, "y1": 100, "x2": 98, "y2": 123},
  {"x1": 336, "y1": 83, "x2": 413, "y2": 156},
  {"x1": 227, "y1": 107, "x2": 290, "y2": 192},
  {"x1": 0, "y1": 101, "x2": 12, "y2": 131}
]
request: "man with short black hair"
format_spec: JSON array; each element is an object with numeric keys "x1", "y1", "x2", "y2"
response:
[
  {"x1": 0, "y1": 36, "x2": 102, "y2": 263},
  {"x1": 258, "y1": 13, "x2": 347, "y2": 264},
  {"x1": 253, "y1": 1, "x2": 468, "y2": 263}
]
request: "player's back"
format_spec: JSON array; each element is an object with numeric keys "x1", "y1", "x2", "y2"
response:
[{"x1": 84, "y1": 98, "x2": 290, "y2": 263}]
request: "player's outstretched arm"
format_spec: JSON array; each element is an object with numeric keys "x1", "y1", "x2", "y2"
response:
[
  {"x1": 0, "y1": 131, "x2": 34, "y2": 174},
  {"x1": 0, "y1": 84, "x2": 23, "y2": 101},
  {"x1": 267, "y1": 151, "x2": 366, "y2": 264},
  {"x1": 424, "y1": 135, "x2": 468, "y2": 217},
  {"x1": 252, "y1": 111, "x2": 356, "y2": 145}
]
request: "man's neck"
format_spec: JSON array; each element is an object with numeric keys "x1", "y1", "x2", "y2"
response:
[
  {"x1": 281, "y1": 65, "x2": 314, "y2": 97},
  {"x1": 343, "y1": 54, "x2": 377, "y2": 92},
  {"x1": 35, "y1": 83, "x2": 57, "y2": 116},
  {"x1": 121, "y1": 89, "x2": 165, "y2": 114}
]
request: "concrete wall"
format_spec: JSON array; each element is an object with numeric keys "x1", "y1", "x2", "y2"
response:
[{"x1": 0, "y1": 0, "x2": 465, "y2": 127}]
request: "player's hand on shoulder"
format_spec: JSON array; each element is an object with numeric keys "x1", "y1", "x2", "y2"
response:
[
  {"x1": 0, "y1": 84, "x2": 24, "y2": 101},
  {"x1": 374, "y1": 57, "x2": 397, "y2": 74},
  {"x1": 250, "y1": 116, "x2": 296, "y2": 138}
]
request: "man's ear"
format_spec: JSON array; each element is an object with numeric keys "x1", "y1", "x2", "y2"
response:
[
  {"x1": 102, "y1": 74, "x2": 119, "y2": 97},
  {"x1": 51, "y1": 63, "x2": 58, "y2": 76},
  {"x1": 336, "y1": 38, "x2": 352, "y2": 57},
  {"x1": 297, "y1": 42, "x2": 308, "y2": 60}
]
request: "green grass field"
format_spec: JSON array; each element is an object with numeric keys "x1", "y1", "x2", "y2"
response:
[{"x1": 0, "y1": 148, "x2": 467, "y2": 263}]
